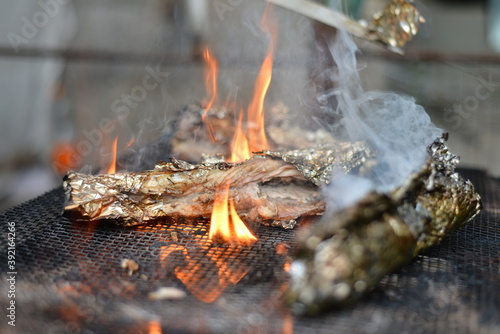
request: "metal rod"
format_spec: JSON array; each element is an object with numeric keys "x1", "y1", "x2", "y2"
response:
[
  {"x1": 267, "y1": 0, "x2": 367, "y2": 39},
  {"x1": 267, "y1": 0, "x2": 407, "y2": 54}
]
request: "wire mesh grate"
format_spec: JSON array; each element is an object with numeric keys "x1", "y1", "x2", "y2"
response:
[{"x1": 0, "y1": 169, "x2": 499, "y2": 333}]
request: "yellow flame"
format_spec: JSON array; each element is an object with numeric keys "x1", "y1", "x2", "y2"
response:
[
  {"x1": 208, "y1": 181, "x2": 231, "y2": 242},
  {"x1": 208, "y1": 180, "x2": 257, "y2": 246},
  {"x1": 106, "y1": 137, "x2": 118, "y2": 174},
  {"x1": 228, "y1": 110, "x2": 251, "y2": 163},
  {"x1": 229, "y1": 200, "x2": 257, "y2": 245}
]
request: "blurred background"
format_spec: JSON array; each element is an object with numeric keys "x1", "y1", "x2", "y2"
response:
[{"x1": 0, "y1": 0, "x2": 499, "y2": 211}]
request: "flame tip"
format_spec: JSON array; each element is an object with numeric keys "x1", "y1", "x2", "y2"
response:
[{"x1": 105, "y1": 137, "x2": 118, "y2": 174}]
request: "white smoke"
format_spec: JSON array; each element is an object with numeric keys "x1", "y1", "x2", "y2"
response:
[{"x1": 323, "y1": 31, "x2": 442, "y2": 209}]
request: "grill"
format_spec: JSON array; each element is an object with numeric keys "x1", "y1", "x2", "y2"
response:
[{"x1": 1, "y1": 168, "x2": 499, "y2": 333}]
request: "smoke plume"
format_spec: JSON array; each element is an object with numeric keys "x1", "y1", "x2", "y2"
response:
[{"x1": 322, "y1": 31, "x2": 442, "y2": 209}]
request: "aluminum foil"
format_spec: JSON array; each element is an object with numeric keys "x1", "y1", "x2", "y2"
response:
[
  {"x1": 287, "y1": 135, "x2": 482, "y2": 315},
  {"x1": 369, "y1": 0, "x2": 425, "y2": 49},
  {"x1": 64, "y1": 141, "x2": 372, "y2": 226},
  {"x1": 259, "y1": 142, "x2": 373, "y2": 186},
  {"x1": 269, "y1": 0, "x2": 425, "y2": 53},
  {"x1": 64, "y1": 156, "x2": 321, "y2": 226}
]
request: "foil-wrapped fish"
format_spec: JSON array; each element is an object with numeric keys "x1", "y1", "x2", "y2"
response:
[
  {"x1": 259, "y1": 142, "x2": 373, "y2": 186},
  {"x1": 287, "y1": 135, "x2": 482, "y2": 315},
  {"x1": 64, "y1": 141, "x2": 371, "y2": 226},
  {"x1": 64, "y1": 156, "x2": 322, "y2": 226}
]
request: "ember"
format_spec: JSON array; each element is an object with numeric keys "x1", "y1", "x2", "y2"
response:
[
  {"x1": 120, "y1": 258, "x2": 139, "y2": 276},
  {"x1": 158, "y1": 236, "x2": 254, "y2": 304},
  {"x1": 148, "y1": 287, "x2": 186, "y2": 301}
]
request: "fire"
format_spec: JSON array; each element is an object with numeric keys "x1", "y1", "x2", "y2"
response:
[
  {"x1": 202, "y1": 46, "x2": 219, "y2": 142},
  {"x1": 247, "y1": 6, "x2": 278, "y2": 152},
  {"x1": 147, "y1": 320, "x2": 162, "y2": 334},
  {"x1": 282, "y1": 313, "x2": 294, "y2": 334},
  {"x1": 228, "y1": 110, "x2": 251, "y2": 163},
  {"x1": 208, "y1": 179, "x2": 257, "y2": 246},
  {"x1": 106, "y1": 137, "x2": 118, "y2": 174},
  {"x1": 200, "y1": 8, "x2": 278, "y2": 156},
  {"x1": 200, "y1": 7, "x2": 279, "y2": 245},
  {"x1": 51, "y1": 140, "x2": 80, "y2": 175},
  {"x1": 208, "y1": 181, "x2": 231, "y2": 242}
]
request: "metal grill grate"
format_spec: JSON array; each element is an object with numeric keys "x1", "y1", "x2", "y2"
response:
[{"x1": 1, "y1": 169, "x2": 499, "y2": 333}]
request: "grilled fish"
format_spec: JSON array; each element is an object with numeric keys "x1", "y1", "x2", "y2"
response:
[
  {"x1": 64, "y1": 140, "x2": 370, "y2": 226},
  {"x1": 287, "y1": 135, "x2": 481, "y2": 315}
]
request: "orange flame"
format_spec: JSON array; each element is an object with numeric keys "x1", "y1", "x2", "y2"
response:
[
  {"x1": 247, "y1": 6, "x2": 278, "y2": 153},
  {"x1": 282, "y1": 313, "x2": 294, "y2": 334},
  {"x1": 208, "y1": 179, "x2": 257, "y2": 246},
  {"x1": 228, "y1": 110, "x2": 251, "y2": 163},
  {"x1": 202, "y1": 46, "x2": 219, "y2": 142},
  {"x1": 147, "y1": 320, "x2": 162, "y2": 334},
  {"x1": 106, "y1": 137, "x2": 118, "y2": 174},
  {"x1": 51, "y1": 141, "x2": 80, "y2": 175}
]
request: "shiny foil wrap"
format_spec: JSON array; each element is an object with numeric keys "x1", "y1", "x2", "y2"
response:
[
  {"x1": 287, "y1": 135, "x2": 482, "y2": 315},
  {"x1": 369, "y1": 0, "x2": 425, "y2": 49},
  {"x1": 259, "y1": 141, "x2": 373, "y2": 186},
  {"x1": 267, "y1": 0, "x2": 424, "y2": 53},
  {"x1": 64, "y1": 157, "x2": 320, "y2": 226},
  {"x1": 64, "y1": 142, "x2": 369, "y2": 226}
]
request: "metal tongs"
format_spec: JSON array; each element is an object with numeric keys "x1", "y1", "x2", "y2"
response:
[{"x1": 267, "y1": 0, "x2": 425, "y2": 54}]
